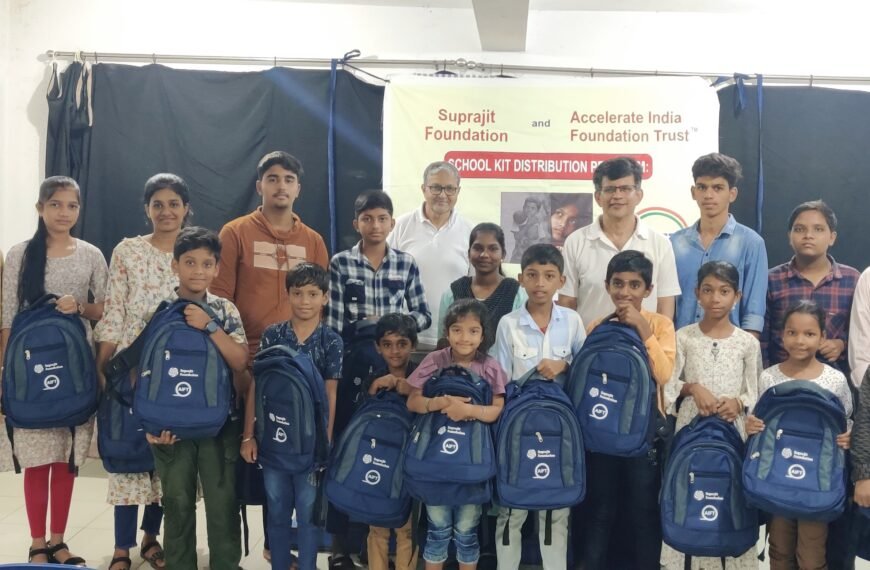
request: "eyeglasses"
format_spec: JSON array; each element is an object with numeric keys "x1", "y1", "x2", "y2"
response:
[
  {"x1": 427, "y1": 184, "x2": 459, "y2": 196},
  {"x1": 600, "y1": 185, "x2": 638, "y2": 195}
]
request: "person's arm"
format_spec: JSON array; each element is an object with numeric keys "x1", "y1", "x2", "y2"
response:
[
  {"x1": 850, "y1": 270, "x2": 870, "y2": 388},
  {"x1": 240, "y1": 379, "x2": 258, "y2": 462},
  {"x1": 656, "y1": 296, "x2": 675, "y2": 321},
  {"x1": 326, "y1": 256, "x2": 345, "y2": 335},
  {"x1": 325, "y1": 379, "x2": 338, "y2": 443},
  {"x1": 645, "y1": 316, "x2": 676, "y2": 386},
  {"x1": 654, "y1": 238, "x2": 681, "y2": 321},
  {"x1": 95, "y1": 341, "x2": 117, "y2": 390},
  {"x1": 83, "y1": 245, "x2": 109, "y2": 322},
  {"x1": 556, "y1": 295, "x2": 578, "y2": 310},
  {"x1": 209, "y1": 226, "x2": 239, "y2": 302},
  {"x1": 184, "y1": 304, "x2": 248, "y2": 372},
  {"x1": 407, "y1": 389, "x2": 451, "y2": 414},
  {"x1": 740, "y1": 238, "x2": 769, "y2": 335},
  {"x1": 739, "y1": 336, "x2": 762, "y2": 413},
  {"x1": 323, "y1": 331, "x2": 343, "y2": 442},
  {"x1": 663, "y1": 330, "x2": 687, "y2": 413},
  {"x1": 852, "y1": 375, "x2": 870, "y2": 488},
  {"x1": 442, "y1": 394, "x2": 505, "y2": 423},
  {"x1": 405, "y1": 261, "x2": 432, "y2": 332}
]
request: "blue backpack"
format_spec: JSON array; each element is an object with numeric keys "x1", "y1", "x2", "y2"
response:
[
  {"x1": 661, "y1": 415, "x2": 758, "y2": 559},
  {"x1": 743, "y1": 380, "x2": 848, "y2": 522},
  {"x1": 253, "y1": 342, "x2": 330, "y2": 474},
  {"x1": 565, "y1": 318, "x2": 657, "y2": 457},
  {"x1": 403, "y1": 365, "x2": 496, "y2": 506},
  {"x1": 335, "y1": 321, "x2": 385, "y2": 437},
  {"x1": 495, "y1": 372, "x2": 585, "y2": 511},
  {"x1": 326, "y1": 389, "x2": 414, "y2": 527},
  {"x1": 2, "y1": 294, "x2": 98, "y2": 430},
  {"x1": 134, "y1": 299, "x2": 231, "y2": 440}
]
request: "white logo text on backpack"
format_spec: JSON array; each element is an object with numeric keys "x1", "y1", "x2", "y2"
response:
[
  {"x1": 274, "y1": 427, "x2": 288, "y2": 443},
  {"x1": 441, "y1": 438, "x2": 459, "y2": 454},
  {"x1": 786, "y1": 464, "x2": 806, "y2": 480},
  {"x1": 700, "y1": 505, "x2": 718, "y2": 521},
  {"x1": 363, "y1": 470, "x2": 381, "y2": 485},
  {"x1": 533, "y1": 463, "x2": 550, "y2": 480},
  {"x1": 173, "y1": 382, "x2": 192, "y2": 398},
  {"x1": 590, "y1": 403, "x2": 609, "y2": 420},
  {"x1": 42, "y1": 375, "x2": 60, "y2": 391}
]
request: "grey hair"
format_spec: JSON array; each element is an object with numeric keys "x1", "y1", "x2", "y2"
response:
[{"x1": 422, "y1": 161, "x2": 461, "y2": 186}]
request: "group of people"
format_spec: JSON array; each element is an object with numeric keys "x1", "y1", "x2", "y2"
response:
[{"x1": 1, "y1": 149, "x2": 869, "y2": 570}]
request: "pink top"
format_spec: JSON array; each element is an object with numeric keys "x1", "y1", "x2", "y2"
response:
[{"x1": 406, "y1": 347, "x2": 508, "y2": 395}]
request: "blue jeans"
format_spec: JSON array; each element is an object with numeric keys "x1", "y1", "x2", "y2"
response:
[
  {"x1": 263, "y1": 467, "x2": 318, "y2": 570},
  {"x1": 424, "y1": 504, "x2": 482, "y2": 564},
  {"x1": 114, "y1": 503, "x2": 163, "y2": 550}
]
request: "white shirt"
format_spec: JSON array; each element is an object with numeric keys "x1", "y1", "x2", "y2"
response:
[
  {"x1": 850, "y1": 267, "x2": 870, "y2": 387},
  {"x1": 388, "y1": 204, "x2": 472, "y2": 346},
  {"x1": 559, "y1": 215, "x2": 681, "y2": 328}
]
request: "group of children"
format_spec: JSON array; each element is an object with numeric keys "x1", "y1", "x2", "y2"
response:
[{"x1": 0, "y1": 150, "x2": 865, "y2": 570}]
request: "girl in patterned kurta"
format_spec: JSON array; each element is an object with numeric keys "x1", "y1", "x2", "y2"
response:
[
  {"x1": 0, "y1": 176, "x2": 109, "y2": 566},
  {"x1": 93, "y1": 174, "x2": 191, "y2": 570},
  {"x1": 661, "y1": 261, "x2": 762, "y2": 570}
]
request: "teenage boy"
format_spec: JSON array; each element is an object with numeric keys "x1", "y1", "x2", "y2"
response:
[
  {"x1": 365, "y1": 313, "x2": 420, "y2": 570},
  {"x1": 670, "y1": 153, "x2": 768, "y2": 335},
  {"x1": 240, "y1": 262, "x2": 343, "y2": 570},
  {"x1": 147, "y1": 226, "x2": 249, "y2": 570},
  {"x1": 763, "y1": 200, "x2": 860, "y2": 370},
  {"x1": 580, "y1": 250, "x2": 676, "y2": 570},
  {"x1": 493, "y1": 243, "x2": 586, "y2": 570},
  {"x1": 557, "y1": 157, "x2": 681, "y2": 326}
]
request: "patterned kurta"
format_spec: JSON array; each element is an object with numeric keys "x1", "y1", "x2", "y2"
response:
[
  {"x1": 94, "y1": 236, "x2": 177, "y2": 505},
  {"x1": 0, "y1": 239, "x2": 108, "y2": 471}
]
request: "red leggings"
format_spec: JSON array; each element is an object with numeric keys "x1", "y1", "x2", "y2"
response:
[{"x1": 24, "y1": 463, "x2": 76, "y2": 539}]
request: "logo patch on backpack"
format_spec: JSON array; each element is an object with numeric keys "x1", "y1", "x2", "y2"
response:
[
  {"x1": 700, "y1": 505, "x2": 719, "y2": 522},
  {"x1": 173, "y1": 382, "x2": 192, "y2": 398},
  {"x1": 364, "y1": 470, "x2": 381, "y2": 485},
  {"x1": 441, "y1": 438, "x2": 459, "y2": 454},
  {"x1": 533, "y1": 463, "x2": 550, "y2": 479}
]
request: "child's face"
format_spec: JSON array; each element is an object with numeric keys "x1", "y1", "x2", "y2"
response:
[
  {"x1": 520, "y1": 262, "x2": 565, "y2": 305},
  {"x1": 789, "y1": 209, "x2": 836, "y2": 259},
  {"x1": 447, "y1": 314, "x2": 483, "y2": 360},
  {"x1": 691, "y1": 175, "x2": 737, "y2": 220},
  {"x1": 288, "y1": 284, "x2": 328, "y2": 321},
  {"x1": 172, "y1": 248, "x2": 219, "y2": 296},
  {"x1": 353, "y1": 207, "x2": 394, "y2": 246},
  {"x1": 257, "y1": 165, "x2": 300, "y2": 211},
  {"x1": 695, "y1": 275, "x2": 739, "y2": 320},
  {"x1": 376, "y1": 332, "x2": 414, "y2": 371},
  {"x1": 469, "y1": 232, "x2": 504, "y2": 275},
  {"x1": 605, "y1": 271, "x2": 652, "y2": 311},
  {"x1": 782, "y1": 312, "x2": 824, "y2": 361},
  {"x1": 38, "y1": 187, "x2": 80, "y2": 234}
]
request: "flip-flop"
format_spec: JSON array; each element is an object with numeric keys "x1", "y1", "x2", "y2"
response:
[
  {"x1": 109, "y1": 556, "x2": 133, "y2": 570},
  {"x1": 140, "y1": 540, "x2": 166, "y2": 569}
]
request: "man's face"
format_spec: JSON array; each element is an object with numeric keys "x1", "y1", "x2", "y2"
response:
[
  {"x1": 421, "y1": 169, "x2": 460, "y2": 218},
  {"x1": 594, "y1": 175, "x2": 642, "y2": 221},
  {"x1": 691, "y1": 175, "x2": 737, "y2": 219},
  {"x1": 353, "y1": 208, "x2": 395, "y2": 245},
  {"x1": 789, "y1": 209, "x2": 836, "y2": 260},
  {"x1": 257, "y1": 164, "x2": 300, "y2": 210}
]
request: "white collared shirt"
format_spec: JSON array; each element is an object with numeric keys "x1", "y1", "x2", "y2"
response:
[
  {"x1": 558, "y1": 215, "x2": 681, "y2": 328},
  {"x1": 388, "y1": 204, "x2": 473, "y2": 345}
]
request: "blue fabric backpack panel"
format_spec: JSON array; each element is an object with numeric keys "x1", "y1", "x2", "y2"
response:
[
  {"x1": 254, "y1": 343, "x2": 329, "y2": 474},
  {"x1": 326, "y1": 390, "x2": 413, "y2": 527},
  {"x1": 661, "y1": 415, "x2": 758, "y2": 558},
  {"x1": 97, "y1": 369, "x2": 154, "y2": 473},
  {"x1": 403, "y1": 365, "x2": 496, "y2": 506},
  {"x1": 335, "y1": 321, "x2": 385, "y2": 437},
  {"x1": 743, "y1": 380, "x2": 847, "y2": 522},
  {"x1": 565, "y1": 319, "x2": 656, "y2": 457},
  {"x1": 495, "y1": 375, "x2": 585, "y2": 510},
  {"x1": 1, "y1": 294, "x2": 97, "y2": 429},
  {"x1": 134, "y1": 299, "x2": 231, "y2": 440}
]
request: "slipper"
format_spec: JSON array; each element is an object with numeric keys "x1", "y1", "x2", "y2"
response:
[
  {"x1": 28, "y1": 546, "x2": 51, "y2": 563},
  {"x1": 140, "y1": 540, "x2": 166, "y2": 569},
  {"x1": 47, "y1": 542, "x2": 87, "y2": 566},
  {"x1": 329, "y1": 554, "x2": 356, "y2": 570},
  {"x1": 109, "y1": 556, "x2": 133, "y2": 570}
]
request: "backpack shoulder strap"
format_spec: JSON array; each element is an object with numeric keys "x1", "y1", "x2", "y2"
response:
[{"x1": 103, "y1": 300, "x2": 173, "y2": 377}]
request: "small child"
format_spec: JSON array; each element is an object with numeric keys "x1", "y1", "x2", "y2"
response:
[
  {"x1": 661, "y1": 260, "x2": 761, "y2": 570},
  {"x1": 146, "y1": 226, "x2": 250, "y2": 570},
  {"x1": 406, "y1": 299, "x2": 507, "y2": 570},
  {"x1": 747, "y1": 300, "x2": 852, "y2": 569},
  {"x1": 493, "y1": 243, "x2": 586, "y2": 570},
  {"x1": 240, "y1": 262, "x2": 342, "y2": 570},
  {"x1": 365, "y1": 313, "x2": 420, "y2": 570},
  {"x1": 581, "y1": 250, "x2": 676, "y2": 570}
]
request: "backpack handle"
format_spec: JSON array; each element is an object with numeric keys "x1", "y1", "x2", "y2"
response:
[
  {"x1": 28, "y1": 293, "x2": 60, "y2": 309},
  {"x1": 172, "y1": 298, "x2": 222, "y2": 326}
]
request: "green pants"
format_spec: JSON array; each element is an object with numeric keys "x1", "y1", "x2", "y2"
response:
[{"x1": 152, "y1": 417, "x2": 241, "y2": 570}]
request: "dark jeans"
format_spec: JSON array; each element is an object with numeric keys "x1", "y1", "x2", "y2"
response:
[
  {"x1": 579, "y1": 451, "x2": 662, "y2": 570},
  {"x1": 263, "y1": 468, "x2": 319, "y2": 570},
  {"x1": 114, "y1": 503, "x2": 163, "y2": 550}
]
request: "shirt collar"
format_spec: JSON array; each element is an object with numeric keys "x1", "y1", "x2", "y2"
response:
[
  {"x1": 169, "y1": 288, "x2": 218, "y2": 306},
  {"x1": 785, "y1": 254, "x2": 843, "y2": 280},
  {"x1": 415, "y1": 202, "x2": 457, "y2": 228},
  {"x1": 518, "y1": 302, "x2": 564, "y2": 329},
  {"x1": 351, "y1": 241, "x2": 394, "y2": 265},
  {"x1": 588, "y1": 215, "x2": 648, "y2": 241},
  {"x1": 691, "y1": 213, "x2": 737, "y2": 238}
]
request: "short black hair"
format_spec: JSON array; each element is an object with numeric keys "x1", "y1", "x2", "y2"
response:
[
  {"x1": 376, "y1": 313, "x2": 418, "y2": 346},
  {"x1": 692, "y1": 153, "x2": 742, "y2": 187},
  {"x1": 173, "y1": 226, "x2": 221, "y2": 262},
  {"x1": 354, "y1": 190, "x2": 393, "y2": 218},
  {"x1": 144, "y1": 173, "x2": 192, "y2": 223},
  {"x1": 605, "y1": 250, "x2": 653, "y2": 288},
  {"x1": 592, "y1": 157, "x2": 643, "y2": 192},
  {"x1": 257, "y1": 151, "x2": 304, "y2": 181},
  {"x1": 787, "y1": 199, "x2": 838, "y2": 232},
  {"x1": 285, "y1": 262, "x2": 329, "y2": 293},
  {"x1": 697, "y1": 260, "x2": 740, "y2": 291},
  {"x1": 783, "y1": 299, "x2": 826, "y2": 332},
  {"x1": 521, "y1": 243, "x2": 564, "y2": 273}
]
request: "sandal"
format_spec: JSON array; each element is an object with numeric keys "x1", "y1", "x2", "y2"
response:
[
  {"x1": 139, "y1": 540, "x2": 166, "y2": 569},
  {"x1": 28, "y1": 546, "x2": 51, "y2": 563},
  {"x1": 328, "y1": 554, "x2": 355, "y2": 570},
  {"x1": 109, "y1": 556, "x2": 132, "y2": 570},
  {"x1": 47, "y1": 542, "x2": 87, "y2": 566}
]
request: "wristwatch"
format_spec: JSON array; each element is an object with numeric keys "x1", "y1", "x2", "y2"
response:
[{"x1": 205, "y1": 320, "x2": 219, "y2": 335}]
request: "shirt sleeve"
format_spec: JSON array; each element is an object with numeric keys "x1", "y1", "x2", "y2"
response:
[
  {"x1": 438, "y1": 289, "x2": 453, "y2": 339},
  {"x1": 1, "y1": 245, "x2": 23, "y2": 329},
  {"x1": 327, "y1": 255, "x2": 346, "y2": 335},
  {"x1": 484, "y1": 356, "x2": 508, "y2": 395},
  {"x1": 210, "y1": 225, "x2": 239, "y2": 302},
  {"x1": 740, "y1": 336, "x2": 762, "y2": 411},
  {"x1": 311, "y1": 233, "x2": 329, "y2": 269},
  {"x1": 406, "y1": 352, "x2": 440, "y2": 390},
  {"x1": 664, "y1": 329, "x2": 687, "y2": 414},
  {"x1": 850, "y1": 270, "x2": 870, "y2": 388},
  {"x1": 513, "y1": 288, "x2": 527, "y2": 310},
  {"x1": 571, "y1": 313, "x2": 586, "y2": 357},
  {"x1": 323, "y1": 330, "x2": 343, "y2": 380},
  {"x1": 220, "y1": 300, "x2": 248, "y2": 346},
  {"x1": 654, "y1": 237, "x2": 682, "y2": 298},
  {"x1": 645, "y1": 314, "x2": 676, "y2": 386},
  {"x1": 94, "y1": 243, "x2": 128, "y2": 344},
  {"x1": 493, "y1": 319, "x2": 514, "y2": 379},
  {"x1": 259, "y1": 324, "x2": 280, "y2": 352},
  {"x1": 405, "y1": 260, "x2": 433, "y2": 333},
  {"x1": 852, "y1": 375, "x2": 870, "y2": 482},
  {"x1": 88, "y1": 245, "x2": 109, "y2": 304},
  {"x1": 740, "y1": 237, "x2": 769, "y2": 333}
]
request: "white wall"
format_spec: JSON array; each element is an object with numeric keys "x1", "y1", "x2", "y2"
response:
[{"x1": 3, "y1": 0, "x2": 867, "y2": 252}]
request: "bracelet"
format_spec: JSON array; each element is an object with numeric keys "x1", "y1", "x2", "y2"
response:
[{"x1": 241, "y1": 436, "x2": 253, "y2": 443}]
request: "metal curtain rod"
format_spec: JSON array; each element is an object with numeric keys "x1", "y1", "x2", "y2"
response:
[{"x1": 44, "y1": 50, "x2": 870, "y2": 85}]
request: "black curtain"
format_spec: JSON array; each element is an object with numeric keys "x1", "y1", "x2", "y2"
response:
[
  {"x1": 46, "y1": 63, "x2": 384, "y2": 260},
  {"x1": 719, "y1": 84, "x2": 869, "y2": 271}
]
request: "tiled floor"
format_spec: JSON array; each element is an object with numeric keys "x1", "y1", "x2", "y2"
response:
[{"x1": 0, "y1": 460, "x2": 868, "y2": 569}]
